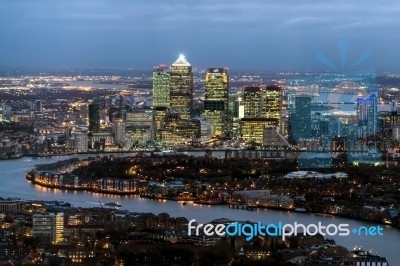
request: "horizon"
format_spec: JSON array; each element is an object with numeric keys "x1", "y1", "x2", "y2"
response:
[{"x1": 1, "y1": 1, "x2": 400, "y2": 72}]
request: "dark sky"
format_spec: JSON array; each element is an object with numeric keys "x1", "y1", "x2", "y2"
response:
[{"x1": 0, "y1": 0, "x2": 399, "y2": 72}]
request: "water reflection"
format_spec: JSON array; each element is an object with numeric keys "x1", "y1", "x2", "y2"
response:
[{"x1": 0, "y1": 156, "x2": 399, "y2": 264}]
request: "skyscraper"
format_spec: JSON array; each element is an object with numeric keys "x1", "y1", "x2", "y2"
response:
[
  {"x1": 290, "y1": 95, "x2": 312, "y2": 141},
  {"x1": 153, "y1": 65, "x2": 170, "y2": 107},
  {"x1": 202, "y1": 68, "x2": 230, "y2": 137},
  {"x1": 261, "y1": 85, "x2": 282, "y2": 129},
  {"x1": 88, "y1": 103, "x2": 100, "y2": 132},
  {"x1": 357, "y1": 90, "x2": 378, "y2": 136},
  {"x1": 169, "y1": 55, "x2": 193, "y2": 120},
  {"x1": 112, "y1": 118, "x2": 126, "y2": 144},
  {"x1": 76, "y1": 129, "x2": 88, "y2": 152},
  {"x1": 243, "y1": 86, "x2": 262, "y2": 118},
  {"x1": 0, "y1": 104, "x2": 5, "y2": 123}
]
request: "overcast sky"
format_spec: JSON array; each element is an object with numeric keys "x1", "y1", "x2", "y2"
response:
[{"x1": 0, "y1": 0, "x2": 399, "y2": 71}]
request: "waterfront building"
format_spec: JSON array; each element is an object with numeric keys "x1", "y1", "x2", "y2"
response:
[
  {"x1": 201, "y1": 68, "x2": 230, "y2": 138},
  {"x1": 32, "y1": 212, "x2": 64, "y2": 244},
  {"x1": 169, "y1": 55, "x2": 193, "y2": 120},
  {"x1": 0, "y1": 201, "x2": 23, "y2": 213},
  {"x1": 357, "y1": 90, "x2": 378, "y2": 136},
  {"x1": 88, "y1": 103, "x2": 100, "y2": 132},
  {"x1": 153, "y1": 65, "x2": 170, "y2": 107}
]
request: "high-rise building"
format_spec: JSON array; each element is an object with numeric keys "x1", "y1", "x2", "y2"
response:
[
  {"x1": 32, "y1": 212, "x2": 64, "y2": 244},
  {"x1": 357, "y1": 90, "x2": 378, "y2": 136},
  {"x1": 126, "y1": 108, "x2": 155, "y2": 142},
  {"x1": 88, "y1": 103, "x2": 100, "y2": 132},
  {"x1": 169, "y1": 55, "x2": 193, "y2": 120},
  {"x1": 261, "y1": 85, "x2": 282, "y2": 129},
  {"x1": 75, "y1": 129, "x2": 88, "y2": 152},
  {"x1": 78, "y1": 103, "x2": 88, "y2": 125},
  {"x1": 0, "y1": 104, "x2": 5, "y2": 123},
  {"x1": 153, "y1": 65, "x2": 170, "y2": 107},
  {"x1": 35, "y1": 100, "x2": 43, "y2": 112},
  {"x1": 290, "y1": 96, "x2": 312, "y2": 141},
  {"x1": 243, "y1": 86, "x2": 262, "y2": 118},
  {"x1": 112, "y1": 118, "x2": 126, "y2": 144},
  {"x1": 202, "y1": 68, "x2": 230, "y2": 138},
  {"x1": 157, "y1": 114, "x2": 200, "y2": 146},
  {"x1": 241, "y1": 118, "x2": 279, "y2": 145}
]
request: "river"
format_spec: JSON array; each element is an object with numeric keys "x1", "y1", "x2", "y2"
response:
[{"x1": 0, "y1": 155, "x2": 399, "y2": 264}]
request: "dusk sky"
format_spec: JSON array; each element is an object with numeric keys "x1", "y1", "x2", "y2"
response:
[{"x1": 1, "y1": 0, "x2": 399, "y2": 71}]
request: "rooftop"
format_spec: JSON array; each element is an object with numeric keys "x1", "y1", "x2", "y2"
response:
[{"x1": 172, "y1": 54, "x2": 191, "y2": 67}]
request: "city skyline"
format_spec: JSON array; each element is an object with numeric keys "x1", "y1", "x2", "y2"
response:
[{"x1": 1, "y1": 1, "x2": 400, "y2": 71}]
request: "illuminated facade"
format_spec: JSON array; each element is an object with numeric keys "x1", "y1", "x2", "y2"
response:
[
  {"x1": 202, "y1": 68, "x2": 230, "y2": 137},
  {"x1": 261, "y1": 85, "x2": 282, "y2": 129},
  {"x1": 169, "y1": 55, "x2": 193, "y2": 120},
  {"x1": 152, "y1": 65, "x2": 170, "y2": 107},
  {"x1": 243, "y1": 86, "x2": 262, "y2": 118},
  {"x1": 153, "y1": 106, "x2": 168, "y2": 132},
  {"x1": 32, "y1": 212, "x2": 64, "y2": 244},
  {"x1": 156, "y1": 113, "x2": 200, "y2": 145},
  {"x1": 126, "y1": 108, "x2": 155, "y2": 140},
  {"x1": 241, "y1": 118, "x2": 279, "y2": 145}
]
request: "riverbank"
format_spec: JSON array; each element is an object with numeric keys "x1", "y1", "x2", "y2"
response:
[{"x1": 26, "y1": 173, "x2": 400, "y2": 230}]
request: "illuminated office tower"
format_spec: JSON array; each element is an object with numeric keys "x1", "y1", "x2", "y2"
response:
[
  {"x1": 243, "y1": 86, "x2": 262, "y2": 118},
  {"x1": 169, "y1": 55, "x2": 193, "y2": 120},
  {"x1": 153, "y1": 65, "x2": 170, "y2": 107},
  {"x1": 153, "y1": 106, "x2": 168, "y2": 131},
  {"x1": 241, "y1": 85, "x2": 282, "y2": 144},
  {"x1": 88, "y1": 103, "x2": 100, "y2": 132},
  {"x1": 202, "y1": 68, "x2": 229, "y2": 137},
  {"x1": 241, "y1": 118, "x2": 279, "y2": 144},
  {"x1": 32, "y1": 212, "x2": 64, "y2": 244},
  {"x1": 261, "y1": 85, "x2": 282, "y2": 129},
  {"x1": 125, "y1": 108, "x2": 155, "y2": 141},
  {"x1": 356, "y1": 89, "x2": 378, "y2": 136}
]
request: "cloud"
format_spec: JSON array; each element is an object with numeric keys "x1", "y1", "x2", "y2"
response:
[{"x1": 0, "y1": 0, "x2": 399, "y2": 70}]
